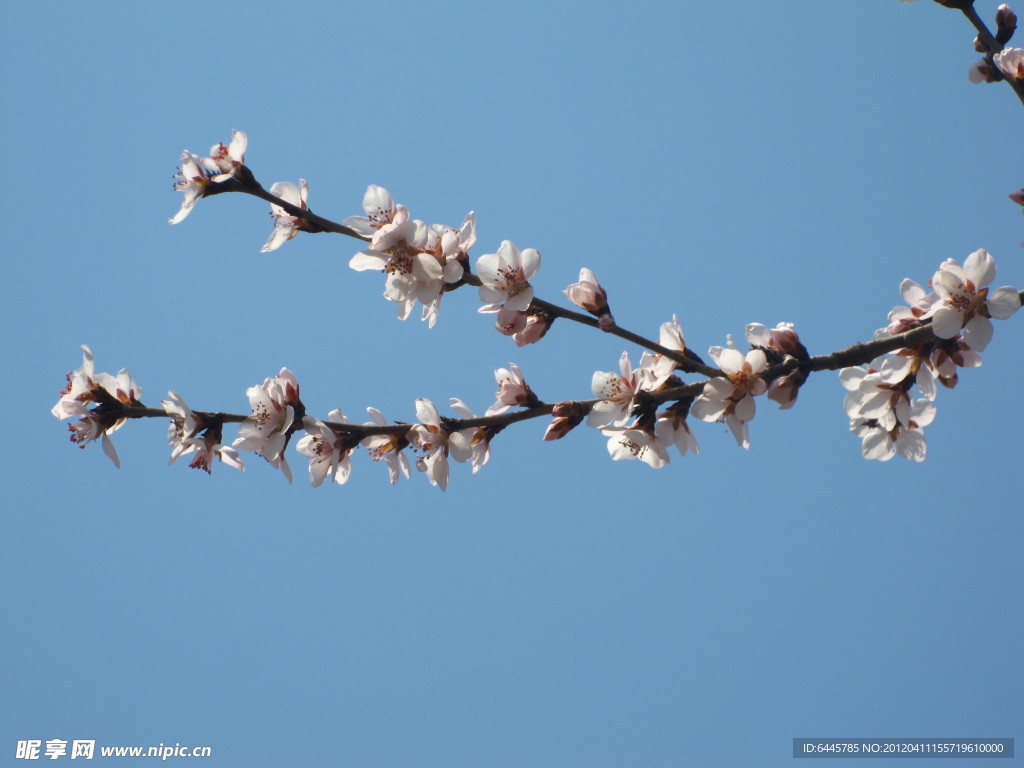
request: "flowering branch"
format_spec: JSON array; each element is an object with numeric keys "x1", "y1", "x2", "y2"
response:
[
  {"x1": 175, "y1": 141, "x2": 718, "y2": 369},
  {"x1": 55, "y1": 2, "x2": 1024, "y2": 486}
]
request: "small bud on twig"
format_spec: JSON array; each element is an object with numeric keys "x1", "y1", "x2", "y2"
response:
[
  {"x1": 543, "y1": 401, "x2": 585, "y2": 441},
  {"x1": 996, "y1": 4, "x2": 1018, "y2": 45}
]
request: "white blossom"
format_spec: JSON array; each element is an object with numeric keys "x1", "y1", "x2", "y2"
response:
[
  {"x1": 296, "y1": 410, "x2": 353, "y2": 487},
  {"x1": 477, "y1": 240, "x2": 541, "y2": 313},
  {"x1": 931, "y1": 249, "x2": 1020, "y2": 351},
  {"x1": 690, "y1": 347, "x2": 767, "y2": 448},
  {"x1": 261, "y1": 180, "x2": 309, "y2": 252},
  {"x1": 202, "y1": 130, "x2": 248, "y2": 182},
  {"x1": 363, "y1": 408, "x2": 411, "y2": 484}
]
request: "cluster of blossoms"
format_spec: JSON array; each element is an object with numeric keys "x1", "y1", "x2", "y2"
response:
[
  {"x1": 585, "y1": 348, "x2": 695, "y2": 469},
  {"x1": 347, "y1": 185, "x2": 475, "y2": 326},
  {"x1": 553, "y1": 315, "x2": 809, "y2": 468},
  {"x1": 163, "y1": 391, "x2": 243, "y2": 474},
  {"x1": 840, "y1": 249, "x2": 1020, "y2": 461},
  {"x1": 170, "y1": 130, "x2": 323, "y2": 252},
  {"x1": 479, "y1": 240, "x2": 549, "y2": 345},
  {"x1": 50, "y1": 352, "x2": 512, "y2": 490},
  {"x1": 341, "y1": 181, "x2": 556, "y2": 342},
  {"x1": 51, "y1": 346, "x2": 142, "y2": 468},
  {"x1": 169, "y1": 130, "x2": 249, "y2": 225}
]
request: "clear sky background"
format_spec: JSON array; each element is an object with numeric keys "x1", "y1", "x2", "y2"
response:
[{"x1": 2, "y1": 1, "x2": 1022, "y2": 766}]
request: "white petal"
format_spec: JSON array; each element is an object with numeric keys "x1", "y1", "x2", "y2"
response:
[
  {"x1": 363, "y1": 184, "x2": 394, "y2": 217},
  {"x1": 413, "y1": 252, "x2": 444, "y2": 281},
  {"x1": 986, "y1": 286, "x2": 1021, "y2": 319},
  {"x1": 962, "y1": 315, "x2": 993, "y2": 351},
  {"x1": 102, "y1": 434, "x2": 121, "y2": 468},
  {"x1": 963, "y1": 248, "x2": 995, "y2": 288},
  {"x1": 349, "y1": 250, "x2": 389, "y2": 271},
  {"x1": 915, "y1": 365, "x2": 936, "y2": 401},
  {"x1": 269, "y1": 181, "x2": 301, "y2": 206},
  {"x1": 911, "y1": 400, "x2": 937, "y2": 427},
  {"x1": 745, "y1": 349, "x2": 767, "y2": 373},
  {"x1": 879, "y1": 355, "x2": 913, "y2": 384},
  {"x1": 930, "y1": 306, "x2": 963, "y2": 339},
  {"x1": 334, "y1": 457, "x2": 352, "y2": 485},
  {"x1": 260, "y1": 225, "x2": 292, "y2": 253},
  {"x1": 839, "y1": 367, "x2": 866, "y2": 391},
  {"x1": 861, "y1": 429, "x2": 894, "y2": 461},
  {"x1": 745, "y1": 323, "x2": 770, "y2": 347},
  {"x1": 587, "y1": 399, "x2": 626, "y2": 428},
  {"x1": 896, "y1": 429, "x2": 928, "y2": 462},
  {"x1": 428, "y1": 452, "x2": 449, "y2": 491},
  {"x1": 690, "y1": 393, "x2": 727, "y2": 424},
  {"x1": 715, "y1": 347, "x2": 745, "y2": 374},
  {"x1": 733, "y1": 392, "x2": 756, "y2": 422},
  {"x1": 520, "y1": 247, "x2": 541, "y2": 278},
  {"x1": 342, "y1": 215, "x2": 375, "y2": 237},
  {"x1": 725, "y1": 415, "x2": 750, "y2": 449},
  {"x1": 448, "y1": 398, "x2": 475, "y2": 420},
  {"x1": 503, "y1": 286, "x2": 534, "y2": 313},
  {"x1": 415, "y1": 398, "x2": 441, "y2": 426},
  {"x1": 496, "y1": 240, "x2": 520, "y2": 269}
]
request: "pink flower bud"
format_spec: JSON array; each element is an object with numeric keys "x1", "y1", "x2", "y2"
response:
[
  {"x1": 768, "y1": 326, "x2": 803, "y2": 356},
  {"x1": 543, "y1": 402, "x2": 584, "y2": 441},
  {"x1": 513, "y1": 313, "x2": 551, "y2": 346},
  {"x1": 488, "y1": 363, "x2": 538, "y2": 415},
  {"x1": 996, "y1": 4, "x2": 1018, "y2": 45},
  {"x1": 968, "y1": 59, "x2": 996, "y2": 83},
  {"x1": 563, "y1": 268, "x2": 608, "y2": 314}
]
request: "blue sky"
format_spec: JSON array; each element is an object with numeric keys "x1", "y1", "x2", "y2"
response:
[{"x1": 2, "y1": 1, "x2": 1022, "y2": 766}]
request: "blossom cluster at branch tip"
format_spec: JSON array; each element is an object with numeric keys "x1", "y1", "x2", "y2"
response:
[
  {"x1": 169, "y1": 130, "x2": 248, "y2": 224},
  {"x1": 51, "y1": 346, "x2": 143, "y2": 468},
  {"x1": 841, "y1": 249, "x2": 1018, "y2": 461},
  {"x1": 348, "y1": 185, "x2": 473, "y2": 326}
]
